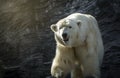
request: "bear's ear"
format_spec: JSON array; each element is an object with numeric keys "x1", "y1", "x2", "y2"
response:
[
  {"x1": 77, "y1": 20, "x2": 81, "y2": 28},
  {"x1": 50, "y1": 24, "x2": 57, "y2": 32}
]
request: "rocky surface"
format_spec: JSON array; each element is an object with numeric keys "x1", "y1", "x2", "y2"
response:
[{"x1": 0, "y1": 0, "x2": 120, "y2": 78}]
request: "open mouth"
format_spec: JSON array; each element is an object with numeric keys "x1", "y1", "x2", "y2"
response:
[{"x1": 63, "y1": 37, "x2": 69, "y2": 42}]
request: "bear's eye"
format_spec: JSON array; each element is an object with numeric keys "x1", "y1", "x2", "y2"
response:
[{"x1": 69, "y1": 26, "x2": 72, "y2": 28}]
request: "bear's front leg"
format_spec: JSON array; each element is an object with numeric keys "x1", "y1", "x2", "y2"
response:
[
  {"x1": 51, "y1": 57, "x2": 71, "y2": 78},
  {"x1": 51, "y1": 46, "x2": 75, "y2": 78},
  {"x1": 81, "y1": 54, "x2": 100, "y2": 78},
  {"x1": 75, "y1": 44, "x2": 100, "y2": 78}
]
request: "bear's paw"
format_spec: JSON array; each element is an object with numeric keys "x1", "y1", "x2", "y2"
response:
[{"x1": 51, "y1": 66, "x2": 64, "y2": 78}]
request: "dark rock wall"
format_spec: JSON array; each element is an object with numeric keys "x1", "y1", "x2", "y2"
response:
[
  {"x1": 97, "y1": 1, "x2": 120, "y2": 78},
  {"x1": 0, "y1": 0, "x2": 120, "y2": 78}
]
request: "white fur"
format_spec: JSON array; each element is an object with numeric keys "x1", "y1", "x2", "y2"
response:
[{"x1": 51, "y1": 13, "x2": 104, "y2": 78}]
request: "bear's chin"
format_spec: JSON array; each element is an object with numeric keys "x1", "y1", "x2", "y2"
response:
[
  {"x1": 63, "y1": 40, "x2": 79, "y2": 47},
  {"x1": 63, "y1": 40, "x2": 73, "y2": 47}
]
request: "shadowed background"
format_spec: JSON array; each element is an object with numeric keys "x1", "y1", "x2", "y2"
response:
[{"x1": 0, "y1": 0, "x2": 120, "y2": 78}]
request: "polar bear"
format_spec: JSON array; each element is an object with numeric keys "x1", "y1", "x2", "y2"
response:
[{"x1": 50, "y1": 13, "x2": 104, "y2": 78}]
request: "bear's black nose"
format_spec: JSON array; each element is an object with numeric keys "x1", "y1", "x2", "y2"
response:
[{"x1": 62, "y1": 33, "x2": 67, "y2": 38}]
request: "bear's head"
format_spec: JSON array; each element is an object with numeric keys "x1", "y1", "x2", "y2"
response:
[{"x1": 50, "y1": 19, "x2": 81, "y2": 47}]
